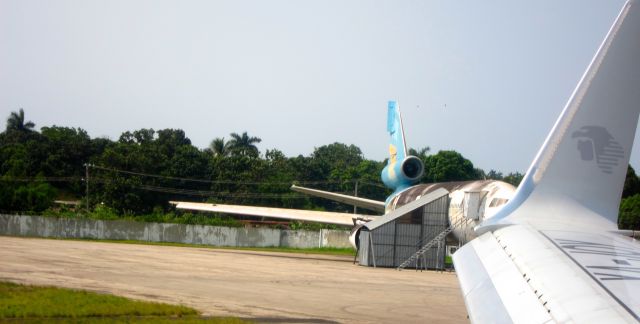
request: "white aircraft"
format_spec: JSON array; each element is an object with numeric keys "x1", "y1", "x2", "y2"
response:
[
  {"x1": 453, "y1": 1, "x2": 640, "y2": 322},
  {"x1": 171, "y1": 101, "x2": 516, "y2": 249}
]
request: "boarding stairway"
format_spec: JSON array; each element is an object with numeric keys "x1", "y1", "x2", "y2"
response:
[{"x1": 396, "y1": 216, "x2": 470, "y2": 270}]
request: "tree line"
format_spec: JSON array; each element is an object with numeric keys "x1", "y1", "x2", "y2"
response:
[{"x1": 1, "y1": 109, "x2": 638, "y2": 229}]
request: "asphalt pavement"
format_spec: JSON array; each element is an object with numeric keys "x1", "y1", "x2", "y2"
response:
[{"x1": 0, "y1": 236, "x2": 467, "y2": 323}]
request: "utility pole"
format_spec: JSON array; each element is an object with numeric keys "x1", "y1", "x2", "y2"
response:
[
  {"x1": 84, "y1": 163, "x2": 90, "y2": 214},
  {"x1": 353, "y1": 180, "x2": 359, "y2": 214}
]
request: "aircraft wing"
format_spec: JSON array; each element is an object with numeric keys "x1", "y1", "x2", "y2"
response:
[
  {"x1": 453, "y1": 1, "x2": 640, "y2": 322},
  {"x1": 171, "y1": 201, "x2": 376, "y2": 226},
  {"x1": 454, "y1": 224, "x2": 640, "y2": 323},
  {"x1": 290, "y1": 185, "x2": 386, "y2": 213}
]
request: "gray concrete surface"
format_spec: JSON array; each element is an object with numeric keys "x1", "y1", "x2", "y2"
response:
[
  {"x1": 0, "y1": 214, "x2": 351, "y2": 248},
  {"x1": 0, "y1": 236, "x2": 467, "y2": 323}
]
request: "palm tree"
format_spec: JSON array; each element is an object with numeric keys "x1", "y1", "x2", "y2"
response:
[
  {"x1": 227, "y1": 132, "x2": 262, "y2": 157},
  {"x1": 6, "y1": 108, "x2": 35, "y2": 132},
  {"x1": 209, "y1": 137, "x2": 229, "y2": 157},
  {"x1": 408, "y1": 146, "x2": 430, "y2": 159}
]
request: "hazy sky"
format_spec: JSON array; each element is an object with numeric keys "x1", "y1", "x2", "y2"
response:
[{"x1": 1, "y1": 0, "x2": 637, "y2": 174}]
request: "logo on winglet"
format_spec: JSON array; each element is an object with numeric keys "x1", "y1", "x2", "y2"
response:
[{"x1": 572, "y1": 126, "x2": 624, "y2": 174}]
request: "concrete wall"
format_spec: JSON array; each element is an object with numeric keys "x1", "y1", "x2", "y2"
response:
[{"x1": 0, "y1": 214, "x2": 352, "y2": 248}]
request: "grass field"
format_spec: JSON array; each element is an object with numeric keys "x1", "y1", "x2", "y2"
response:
[
  {"x1": 52, "y1": 237, "x2": 357, "y2": 256},
  {"x1": 0, "y1": 281, "x2": 250, "y2": 323}
]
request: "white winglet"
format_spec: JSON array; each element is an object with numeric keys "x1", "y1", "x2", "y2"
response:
[
  {"x1": 479, "y1": 0, "x2": 640, "y2": 232},
  {"x1": 455, "y1": 2, "x2": 640, "y2": 322}
]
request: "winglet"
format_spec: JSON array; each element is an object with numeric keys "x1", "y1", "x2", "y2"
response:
[{"x1": 478, "y1": 0, "x2": 640, "y2": 231}]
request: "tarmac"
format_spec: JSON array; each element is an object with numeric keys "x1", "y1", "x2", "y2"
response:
[{"x1": 0, "y1": 236, "x2": 468, "y2": 323}]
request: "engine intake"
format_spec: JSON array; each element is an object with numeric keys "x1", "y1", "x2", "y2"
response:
[
  {"x1": 381, "y1": 155, "x2": 425, "y2": 191},
  {"x1": 401, "y1": 156, "x2": 424, "y2": 180},
  {"x1": 348, "y1": 224, "x2": 365, "y2": 249}
]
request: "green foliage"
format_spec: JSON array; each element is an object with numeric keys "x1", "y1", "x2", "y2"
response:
[
  {"x1": 0, "y1": 281, "x2": 251, "y2": 323},
  {"x1": 0, "y1": 281, "x2": 197, "y2": 319},
  {"x1": 485, "y1": 169, "x2": 503, "y2": 180},
  {"x1": 444, "y1": 255, "x2": 453, "y2": 265},
  {"x1": 44, "y1": 207, "x2": 244, "y2": 227},
  {"x1": 40, "y1": 126, "x2": 92, "y2": 194},
  {"x1": 502, "y1": 172, "x2": 524, "y2": 187},
  {"x1": 423, "y1": 150, "x2": 477, "y2": 182},
  {"x1": 288, "y1": 221, "x2": 347, "y2": 231},
  {"x1": 89, "y1": 204, "x2": 121, "y2": 220},
  {"x1": 5, "y1": 108, "x2": 35, "y2": 133},
  {"x1": 227, "y1": 131, "x2": 261, "y2": 158},
  {"x1": 209, "y1": 137, "x2": 230, "y2": 157},
  {"x1": 229, "y1": 246, "x2": 355, "y2": 255},
  {"x1": 408, "y1": 147, "x2": 430, "y2": 159},
  {"x1": 0, "y1": 180, "x2": 57, "y2": 213},
  {"x1": 623, "y1": 165, "x2": 640, "y2": 198},
  {"x1": 619, "y1": 194, "x2": 640, "y2": 230},
  {"x1": 481, "y1": 169, "x2": 523, "y2": 186},
  {"x1": 313, "y1": 143, "x2": 363, "y2": 167},
  {"x1": 51, "y1": 239, "x2": 356, "y2": 256},
  {"x1": 1, "y1": 109, "x2": 527, "y2": 222}
]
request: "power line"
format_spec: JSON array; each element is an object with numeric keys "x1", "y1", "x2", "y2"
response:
[
  {"x1": 0, "y1": 166, "x2": 389, "y2": 200},
  {"x1": 90, "y1": 164, "x2": 384, "y2": 187},
  {"x1": 358, "y1": 181, "x2": 389, "y2": 189},
  {"x1": 91, "y1": 165, "x2": 222, "y2": 183},
  {"x1": 0, "y1": 177, "x2": 82, "y2": 182},
  {"x1": 133, "y1": 184, "x2": 310, "y2": 199}
]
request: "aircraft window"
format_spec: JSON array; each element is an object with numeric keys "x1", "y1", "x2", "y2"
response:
[{"x1": 489, "y1": 198, "x2": 509, "y2": 207}]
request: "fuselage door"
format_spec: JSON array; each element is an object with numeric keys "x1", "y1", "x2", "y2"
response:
[{"x1": 463, "y1": 191, "x2": 488, "y2": 220}]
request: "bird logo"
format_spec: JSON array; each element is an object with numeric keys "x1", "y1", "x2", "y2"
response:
[{"x1": 571, "y1": 126, "x2": 624, "y2": 174}]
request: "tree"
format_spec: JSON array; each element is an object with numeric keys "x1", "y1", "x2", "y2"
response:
[
  {"x1": 486, "y1": 169, "x2": 504, "y2": 180},
  {"x1": 623, "y1": 165, "x2": 640, "y2": 198},
  {"x1": 424, "y1": 150, "x2": 476, "y2": 182},
  {"x1": 503, "y1": 172, "x2": 524, "y2": 187},
  {"x1": 408, "y1": 147, "x2": 430, "y2": 159},
  {"x1": 619, "y1": 194, "x2": 640, "y2": 230},
  {"x1": 38, "y1": 126, "x2": 93, "y2": 196},
  {"x1": 227, "y1": 132, "x2": 262, "y2": 158},
  {"x1": 133, "y1": 128, "x2": 156, "y2": 144},
  {"x1": 312, "y1": 143, "x2": 363, "y2": 170},
  {"x1": 6, "y1": 108, "x2": 35, "y2": 132},
  {"x1": 0, "y1": 181, "x2": 57, "y2": 213},
  {"x1": 168, "y1": 145, "x2": 210, "y2": 179},
  {"x1": 474, "y1": 168, "x2": 486, "y2": 180},
  {"x1": 209, "y1": 137, "x2": 230, "y2": 157},
  {"x1": 156, "y1": 129, "x2": 191, "y2": 158}
]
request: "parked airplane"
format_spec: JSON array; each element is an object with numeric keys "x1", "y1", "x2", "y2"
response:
[
  {"x1": 453, "y1": 1, "x2": 640, "y2": 322},
  {"x1": 171, "y1": 101, "x2": 516, "y2": 248}
]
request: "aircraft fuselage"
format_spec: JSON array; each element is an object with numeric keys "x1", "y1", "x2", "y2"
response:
[{"x1": 385, "y1": 180, "x2": 516, "y2": 242}]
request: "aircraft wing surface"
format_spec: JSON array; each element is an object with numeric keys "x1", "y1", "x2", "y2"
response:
[
  {"x1": 454, "y1": 225, "x2": 640, "y2": 323},
  {"x1": 171, "y1": 201, "x2": 375, "y2": 226},
  {"x1": 453, "y1": 1, "x2": 640, "y2": 322},
  {"x1": 290, "y1": 185, "x2": 386, "y2": 213}
]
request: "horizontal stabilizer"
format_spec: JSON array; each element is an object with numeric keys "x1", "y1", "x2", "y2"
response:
[
  {"x1": 290, "y1": 185, "x2": 385, "y2": 213},
  {"x1": 171, "y1": 201, "x2": 375, "y2": 226}
]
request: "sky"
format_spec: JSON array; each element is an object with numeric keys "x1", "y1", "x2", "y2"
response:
[{"x1": 1, "y1": 0, "x2": 637, "y2": 174}]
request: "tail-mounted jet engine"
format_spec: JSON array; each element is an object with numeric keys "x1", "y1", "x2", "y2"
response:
[
  {"x1": 381, "y1": 155, "x2": 425, "y2": 191},
  {"x1": 348, "y1": 223, "x2": 365, "y2": 249}
]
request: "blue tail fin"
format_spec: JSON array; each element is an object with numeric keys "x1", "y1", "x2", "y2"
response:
[
  {"x1": 387, "y1": 101, "x2": 408, "y2": 164},
  {"x1": 381, "y1": 101, "x2": 424, "y2": 197}
]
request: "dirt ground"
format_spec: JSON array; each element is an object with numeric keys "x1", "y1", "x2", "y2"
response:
[{"x1": 0, "y1": 236, "x2": 468, "y2": 323}]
